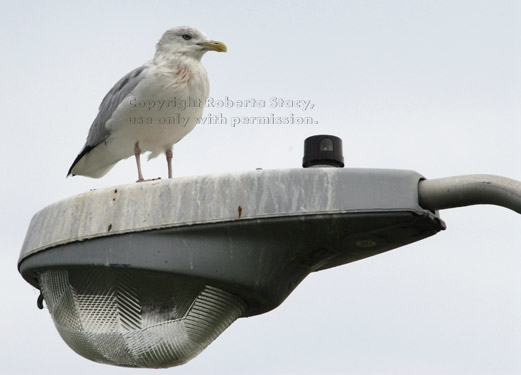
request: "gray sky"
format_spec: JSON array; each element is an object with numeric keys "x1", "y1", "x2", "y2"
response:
[{"x1": 2, "y1": 0, "x2": 521, "y2": 373}]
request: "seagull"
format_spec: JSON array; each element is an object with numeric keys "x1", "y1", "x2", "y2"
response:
[{"x1": 67, "y1": 26, "x2": 227, "y2": 181}]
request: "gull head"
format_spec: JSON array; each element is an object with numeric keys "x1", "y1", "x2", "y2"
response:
[{"x1": 155, "y1": 26, "x2": 227, "y2": 61}]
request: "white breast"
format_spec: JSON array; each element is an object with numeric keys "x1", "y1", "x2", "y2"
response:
[{"x1": 106, "y1": 57, "x2": 210, "y2": 160}]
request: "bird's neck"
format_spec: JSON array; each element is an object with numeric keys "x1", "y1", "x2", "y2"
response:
[{"x1": 153, "y1": 52, "x2": 204, "y2": 68}]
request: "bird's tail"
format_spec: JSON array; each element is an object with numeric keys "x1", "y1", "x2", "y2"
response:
[{"x1": 67, "y1": 145, "x2": 125, "y2": 178}]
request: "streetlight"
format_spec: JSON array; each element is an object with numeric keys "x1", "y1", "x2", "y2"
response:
[{"x1": 18, "y1": 135, "x2": 521, "y2": 368}]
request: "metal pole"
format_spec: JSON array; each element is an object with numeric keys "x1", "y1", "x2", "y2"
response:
[{"x1": 418, "y1": 175, "x2": 521, "y2": 214}]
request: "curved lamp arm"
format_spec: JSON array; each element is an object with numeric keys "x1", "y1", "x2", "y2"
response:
[{"x1": 418, "y1": 175, "x2": 521, "y2": 214}]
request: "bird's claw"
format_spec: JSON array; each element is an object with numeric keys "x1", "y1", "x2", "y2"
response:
[{"x1": 136, "y1": 177, "x2": 162, "y2": 183}]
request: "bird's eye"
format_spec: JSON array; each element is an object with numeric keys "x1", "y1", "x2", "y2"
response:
[{"x1": 181, "y1": 34, "x2": 192, "y2": 41}]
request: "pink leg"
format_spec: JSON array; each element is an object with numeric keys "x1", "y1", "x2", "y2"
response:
[
  {"x1": 134, "y1": 142, "x2": 144, "y2": 182},
  {"x1": 166, "y1": 149, "x2": 173, "y2": 179}
]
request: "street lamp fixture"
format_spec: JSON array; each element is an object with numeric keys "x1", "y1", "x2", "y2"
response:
[{"x1": 18, "y1": 135, "x2": 521, "y2": 368}]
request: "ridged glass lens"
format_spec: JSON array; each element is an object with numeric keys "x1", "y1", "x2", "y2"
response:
[{"x1": 39, "y1": 268, "x2": 245, "y2": 368}]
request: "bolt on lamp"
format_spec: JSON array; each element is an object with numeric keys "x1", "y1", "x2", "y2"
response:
[{"x1": 18, "y1": 135, "x2": 521, "y2": 368}]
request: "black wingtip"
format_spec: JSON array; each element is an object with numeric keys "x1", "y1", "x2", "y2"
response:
[{"x1": 67, "y1": 145, "x2": 95, "y2": 177}]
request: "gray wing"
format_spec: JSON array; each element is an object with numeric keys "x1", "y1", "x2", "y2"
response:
[
  {"x1": 68, "y1": 65, "x2": 149, "y2": 175},
  {"x1": 86, "y1": 64, "x2": 149, "y2": 147}
]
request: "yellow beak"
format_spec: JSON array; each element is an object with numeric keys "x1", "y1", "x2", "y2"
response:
[{"x1": 199, "y1": 40, "x2": 227, "y2": 53}]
